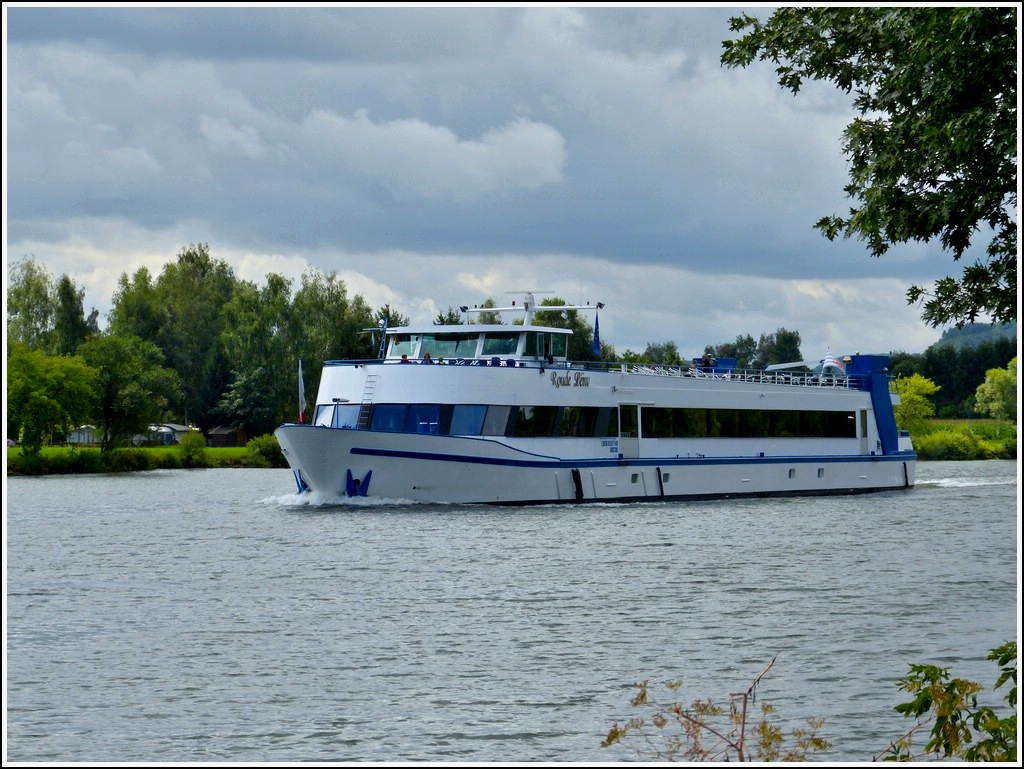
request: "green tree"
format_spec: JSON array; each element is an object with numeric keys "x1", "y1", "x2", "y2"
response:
[
  {"x1": 6, "y1": 255, "x2": 55, "y2": 351},
  {"x1": 708, "y1": 334, "x2": 759, "y2": 370},
  {"x1": 888, "y1": 350, "x2": 924, "y2": 381},
  {"x1": 153, "y1": 244, "x2": 236, "y2": 429},
  {"x1": 722, "y1": 7, "x2": 1017, "y2": 328},
  {"x1": 214, "y1": 366, "x2": 281, "y2": 438},
  {"x1": 473, "y1": 297, "x2": 503, "y2": 325},
  {"x1": 434, "y1": 306, "x2": 462, "y2": 325},
  {"x1": 217, "y1": 273, "x2": 295, "y2": 435},
  {"x1": 894, "y1": 373, "x2": 940, "y2": 429},
  {"x1": 618, "y1": 349, "x2": 645, "y2": 365},
  {"x1": 753, "y1": 328, "x2": 803, "y2": 368},
  {"x1": 108, "y1": 266, "x2": 165, "y2": 345},
  {"x1": 376, "y1": 304, "x2": 410, "y2": 330},
  {"x1": 639, "y1": 341, "x2": 683, "y2": 366},
  {"x1": 53, "y1": 274, "x2": 98, "y2": 355},
  {"x1": 78, "y1": 335, "x2": 181, "y2": 451},
  {"x1": 974, "y1": 357, "x2": 1017, "y2": 422},
  {"x1": 6, "y1": 342, "x2": 97, "y2": 454},
  {"x1": 920, "y1": 336, "x2": 1016, "y2": 417}
]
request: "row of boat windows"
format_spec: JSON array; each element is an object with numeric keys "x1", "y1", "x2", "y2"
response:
[
  {"x1": 314, "y1": 403, "x2": 858, "y2": 439},
  {"x1": 389, "y1": 331, "x2": 569, "y2": 360},
  {"x1": 637, "y1": 406, "x2": 857, "y2": 439}
]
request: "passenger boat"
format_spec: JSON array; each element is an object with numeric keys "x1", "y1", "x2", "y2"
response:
[{"x1": 274, "y1": 292, "x2": 916, "y2": 504}]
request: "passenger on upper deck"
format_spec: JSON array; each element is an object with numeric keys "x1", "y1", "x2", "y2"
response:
[
  {"x1": 421, "y1": 352, "x2": 435, "y2": 364},
  {"x1": 400, "y1": 354, "x2": 411, "y2": 363}
]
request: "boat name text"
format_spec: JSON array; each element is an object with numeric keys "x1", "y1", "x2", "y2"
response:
[{"x1": 550, "y1": 371, "x2": 591, "y2": 388}]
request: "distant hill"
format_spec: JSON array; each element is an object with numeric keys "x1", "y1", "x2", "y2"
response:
[{"x1": 932, "y1": 321, "x2": 1017, "y2": 350}]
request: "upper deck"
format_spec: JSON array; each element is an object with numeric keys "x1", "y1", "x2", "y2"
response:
[{"x1": 321, "y1": 291, "x2": 897, "y2": 395}]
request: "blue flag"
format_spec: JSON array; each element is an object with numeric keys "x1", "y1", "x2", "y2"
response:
[{"x1": 592, "y1": 311, "x2": 601, "y2": 355}]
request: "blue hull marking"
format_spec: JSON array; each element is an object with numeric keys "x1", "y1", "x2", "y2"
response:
[
  {"x1": 346, "y1": 468, "x2": 373, "y2": 496},
  {"x1": 350, "y1": 446, "x2": 915, "y2": 470}
]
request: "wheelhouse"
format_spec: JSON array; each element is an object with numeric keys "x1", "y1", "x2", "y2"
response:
[{"x1": 385, "y1": 325, "x2": 571, "y2": 364}]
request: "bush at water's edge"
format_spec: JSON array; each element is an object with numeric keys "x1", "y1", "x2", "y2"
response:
[
  {"x1": 6, "y1": 434, "x2": 287, "y2": 475},
  {"x1": 908, "y1": 419, "x2": 1016, "y2": 460}
]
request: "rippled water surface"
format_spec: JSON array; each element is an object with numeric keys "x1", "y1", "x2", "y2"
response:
[{"x1": 5, "y1": 460, "x2": 1018, "y2": 762}]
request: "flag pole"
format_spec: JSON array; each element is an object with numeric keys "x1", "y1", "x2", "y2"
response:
[{"x1": 298, "y1": 359, "x2": 307, "y2": 424}]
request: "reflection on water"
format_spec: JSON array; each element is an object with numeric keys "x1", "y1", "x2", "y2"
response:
[{"x1": 5, "y1": 460, "x2": 1018, "y2": 762}]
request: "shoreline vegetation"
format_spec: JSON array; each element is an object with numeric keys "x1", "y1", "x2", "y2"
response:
[
  {"x1": 6, "y1": 433, "x2": 289, "y2": 476},
  {"x1": 6, "y1": 420, "x2": 1015, "y2": 477}
]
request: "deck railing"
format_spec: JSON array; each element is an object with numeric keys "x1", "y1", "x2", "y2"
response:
[
  {"x1": 326, "y1": 356, "x2": 898, "y2": 392},
  {"x1": 626, "y1": 364, "x2": 853, "y2": 388}
]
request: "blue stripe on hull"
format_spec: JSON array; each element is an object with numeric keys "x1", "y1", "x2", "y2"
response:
[{"x1": 351, "y1": 445, "x2": 916, "y2": 470}]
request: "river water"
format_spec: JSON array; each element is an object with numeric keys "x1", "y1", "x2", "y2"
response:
[{"x1": 4, "y1": 460, "x2": 1019, "y2": 763}]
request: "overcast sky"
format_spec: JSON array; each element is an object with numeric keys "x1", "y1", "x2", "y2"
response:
[{"x1": 5, "y1": 4, "x2": 980, "y2": 361}]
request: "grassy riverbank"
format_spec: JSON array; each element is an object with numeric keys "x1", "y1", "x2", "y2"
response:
[
  {"x1": 6, "y1": 420, "x2": 1015, "y2": 475},
  {"x1": 911, "y1": 418, "x2": 1016, "y2": 460},
  {"x1": 6, "y1": 434, "x2": 288, "y2": 475}
]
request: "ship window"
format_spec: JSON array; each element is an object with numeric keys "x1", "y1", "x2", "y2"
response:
[
  {"x1": 559, "y1": 406, "x2": 581, "y2": 436},
  {"x1": 482, "y1": 332, "x2": 519, "y2": 356},
  {"x1": 525, "y1": 331, "x2": 544, "y2": 358},
  {"x1": 406, "y1": 404, "x2": 441, "y2": 434},
  {"x1": 332, "y1": 405, "x2": 360, "y2": 428},
  {"x1": 596, "y1": 407, "x2": 618, "y2": 437},
  {"x1": 631, "y1": 473, "x2": 639, "y2": 483},
  {"x1": 788, "y1": 468, "x2": 796, "y2": 479},
  {"x1": 422, "y1": 333, "x2": 478, "y2": 360},
  {"x1": 436, "y1": 404, "x2": 454, "y2": 435},
  {"x1": 744, "y1": 410, "x2": 770, "y2": 438},
  {"x1": 482, "y1": 405, "x2": 513, "y2": 435},
  {"x1": 370, "y1": 405, "x2": 408, "y2": 432},
  {"x1": 513, "y1": 406, "x2": 559, "y2": 437},
  {"x1": 389, "y1": 334, "x2": 417, "y2": 358},
  {"x1": 314, "y1": 404, "x2": 334, "y2": 426},
  {"x1": 713, "y1": 409, "x2": 741, "y2": 438},
  {"x1": 817, "y1": 468, "x2": 825, "y2": 478},
  {"x1": 550, "y1": 334, "x2": 567, "y2": 358},
  {"x1": 619, "y1": 405, "x2": 638, "y2": 438},
  {"x1": 641, "y1": 407, "x2": 673, "y2": 438},
  {"x1": 450, "y1": 405, "x2": 486, "y2": 435},
  {"x1": 775, "y1": 411, "x2": 800, "y2": 438},
  {"x1": 557, "y1": 406, "x2": 614, "y2": 437},
  {"x1": 673, "y1": 408, "x2": 707, "y2": 438}
]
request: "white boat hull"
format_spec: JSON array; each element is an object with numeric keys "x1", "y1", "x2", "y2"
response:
[{"x1": 275, "y1": 422, "x2": 915, "y2": 505}]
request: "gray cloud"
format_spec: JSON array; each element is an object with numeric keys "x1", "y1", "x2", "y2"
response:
[{"x1": 6, "y1": 5, "x2": 958, "y2": 358}]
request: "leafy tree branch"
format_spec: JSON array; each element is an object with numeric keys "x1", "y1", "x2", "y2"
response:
[{"x1": 722, "y1": 7, "x2": 1017, "y2": 328}]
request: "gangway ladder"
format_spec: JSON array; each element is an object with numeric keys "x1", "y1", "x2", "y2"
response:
[{"x1": 356, "y1": 374, "x2": 379, "y2": 429}]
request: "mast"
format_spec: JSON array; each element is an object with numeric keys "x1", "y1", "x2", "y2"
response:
[{"x1": 463, "y1": 290, "x2": 604, "y2": 326}]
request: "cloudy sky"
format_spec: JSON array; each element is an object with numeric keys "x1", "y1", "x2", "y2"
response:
[{"x1": 5, "y1": 4, "x2": 974, "y2": 360}]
